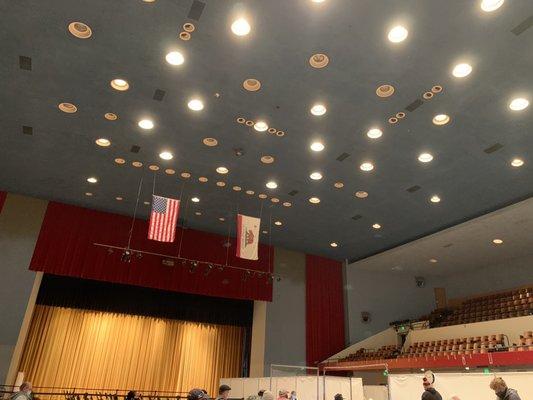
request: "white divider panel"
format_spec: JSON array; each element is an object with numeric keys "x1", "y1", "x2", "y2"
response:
[
  {"x1": 220, "y1": 378, "x2": 244, "y2": 399},
  {"x1": 350, "y1": 378, "x2": 364, "y2": 400},
  {"x1": 389, "y1": 372, "x2": 533, "y2": 400},
  {"x1": 259, "y1": 377, "x2": 271, "y2": 392},
  {"x1": 362, "y1": 385, "x2": 387, "y2": 400},
  {"x1": 273, "y1": 377, "x2": 298, "y2": 398},
  {"x1": 243, "y1": 378, "x2": 260, "y2": 398},
  {"x1": 296, "y1": 376, "x2": 319, "y2": 400},
  {"x1": 324, "y1": 376, "x2": 351, "y2": 400}
]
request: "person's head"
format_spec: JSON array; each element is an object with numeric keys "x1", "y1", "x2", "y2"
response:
[
  {"x1": 422, "y1": 378, "x2": 432, "y2": 390},
  {"x1": 218, "y1": 385, "x2": 231, "y2": 399},
  {"x1": 188, "y1": 389, "x2": 209, "y2": 400},
  {"x1": 334, "y1": 394, "x2": 343, "y2": 400},
  {"x1": 490, "y1": 377, "x2": 507, "y2": 396},
  {"x1": 20, "y1": 382, "x2": 32, "y2": 394},
  {"x1": 258, "y1": 391, "x2": 265, "y2": 398},
  {"x1": 290, "y1": 392, "x2": 296, "y2": 398},
  {"x1": 262, "y1": 392, "x2": 274, "y2": 400},
  {"x1": 278, "y1": 390, "x2": 288, "y2": 399}
]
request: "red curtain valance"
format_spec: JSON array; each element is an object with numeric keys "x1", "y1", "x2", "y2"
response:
[
  {"x1": 30, "y1": 202, "x2": 273, "y2": 301},
  {"x1": 0, "y1": 191, "x2": 6, "y2": 214}
]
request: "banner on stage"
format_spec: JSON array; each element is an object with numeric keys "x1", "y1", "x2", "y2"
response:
[{"x1": 236, "y1": 214, "x2": 260, "y2": 260}]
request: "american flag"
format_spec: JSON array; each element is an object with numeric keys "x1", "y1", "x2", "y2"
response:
[{"x1": 148, "y1": 195, "x2": 180, "y2": 242}]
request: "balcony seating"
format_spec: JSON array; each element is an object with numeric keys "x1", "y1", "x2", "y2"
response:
[{"x1": 340, "y1": 345, "x2": 401, "y2": 362}]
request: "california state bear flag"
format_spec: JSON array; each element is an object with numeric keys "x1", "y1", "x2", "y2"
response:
[{"x1": 236, "y1": 214, "x2": 261, "y2": 260}]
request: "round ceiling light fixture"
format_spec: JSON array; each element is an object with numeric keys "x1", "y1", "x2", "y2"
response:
[
  {"x1": 191, "y1": 197, "x2": 200, "y2": 203},
  {"x1": 418, "y1": 153, "x2": 434, "y2": 163},
  {"x1": 330, "y1": 242, "x2": 338, "y2": 248},
  {"x1": 254, "y1": 121, "x2": 269, "y2": 132},
  {"x1": 203, "y1": 137, "x2": 218, "y2": 147},
  {"x1": 159, "y1": 151, "x2": 173, "y2": 160},
  {"x1": 360, "y1": 162, "x2": 374, "y2": 172},
  {"x1": 309, "y1": 197, "x2": 321, "y2": 204},
  {"x1": 68, "y1": 22, "x2": 92, "y2": 39},
  {"x1": 114, "y1": 158, "x2": 126, "y2": 165},
  {"x1": 283, "y1": 202, "x2": 292, "y2": 207},
  {"x1": 355, "y1": 191, "x2": 369, "y2": 199},
  {"x1": 310, "y1": 141, "x2": 325, "y2": 152},
  {"x1": 110, "y1": 78, "x2": 129, "y2": 91},
  {"x1": 198, "y1": 177, "x2": 208, "y2": 183},
  {"x1": 181, "y1": 172, "x2": 191, "y2": 178},
  {"x1": 388, "y1": 25, "x2": 408, "y2": 43},
  {"x1": 492, "y1": 238, "x2": 503, "y2": 245},
  {"x1": 243, "y1": 78, "x2": 261, "y2": 91},
  {"x1": 310, "y1": 103, "x2": 327, "y2": 116},
  {"x1": 261, "y1": 155, "x2": 275, "y2": 164},
  {"x1": 452, "y1": 63, "x2": 472, "y2": 78},
  {"x1": 216, "y1": 181, "x2": 226, "y2": 187},
  {"x1": 310, "y1": 172, "x2": 323, "y2": 180},
  {"x1": 509, "y1": 98, "x2": 529, "y2": 111},
  {"x1": 432, "y1": 114, "x2": 450, "y2": 125},
  {"x1": 231, "y1": 18, "x2": 251, "y2": 36},
  {"x1": 188, "y1": 98, "x2": 204, "y2": 111},
  {"x1": 372, "y1": 223, "x2": 381, "y2": 229},
  {"x1": 429, "y1": 258, "x2": 438, "y2": 263},
  {"x1": 246, "y1": 190, "x2": 255, "y2": 195},
  {"x1": 216, "y1": 166, "x2": 229, "y2": 174},
  {"x1": 258, "y1": 193, "x2": 267, "y2": 199},
  {"x1": 309, "y1": 53, "x2": 329, "y2": 69},
  {"x1": 481, "y1": 0, "x2": 505, "y2": 12},
  {"x1": 274, "y1": 221, "x2": 283, "y2": 226},
  {"x1": 165, "y1": 169, "x2": 175, "y2": 175},
  {"x1": 430, "y1": 195, "x2": 441, "y2": 203},
  {"x1": 104, "y1": 112, "x2": 117, "y2": 120},
  {"x1": 138, "y1": 119, "x2": 154, "y2": 130},
  {"x1": 233, "y1": 186, "x2": 242, "y2": 191},
  {"x1": 166, "y1": 51, "x2": 185, "y2": 66},
  {"x1": 266, "y1": 181, "x2": 278, "y2": 189},
  {"x1": 334, "y1": 182, "x2": 344, "y2": 188},
  {"x1": 95, "y1": 138, "x2": 111, "y2": 147},
  {"x1": 376, "y1": 84, "x2": 395, "y2": 98},
  {"x1": 132, "y1": 161, "x2": 143, "y2": 168},
  {"x1": 271, "y1": 197, "x2": 280, "y2": 203},
  {"x1": 85, "y1": 192, "x2": 93, "y2": 196},
  {"x1": 367, "y1": 128, "x2": 383, "y2": 139},
  {"x1": 115, "y1": 197, "x2": 123, "y2": 201},
  {"x1": 87, "y1": 177, "x2": 98, "y2": 183},
  {"x1": 58, "y1": 102, "x2": 77, "y2": 113},
  {"x1": 511, "y1": 158, "x2": 524, "y2": 167},
  {"x1": 148, "y1": 165, "x2": 160, "y2": 171}
]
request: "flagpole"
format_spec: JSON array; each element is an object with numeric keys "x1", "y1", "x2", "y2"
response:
[
  {"x1": 126, "y1": 175, "x2": 144, "y2": 250},
  {"x1": 177, "y1": 196, "x2": 190, "y2": 259}
]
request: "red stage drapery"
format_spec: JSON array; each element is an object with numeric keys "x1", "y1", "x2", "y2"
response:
[
  {"x1": 306, "y1": 254, "x2": 345, "y2": 366},
  {"x1": 30, "y1": 202, "x2": 273, "y2": 301},
  {"x1": 0, "y1": 191, "x2": 6, "y2": 214}
]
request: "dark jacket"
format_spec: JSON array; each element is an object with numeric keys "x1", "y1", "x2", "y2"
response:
[
  {"x1": 421, "y1": 388, "x2": 442, "y2": 400},
  {"x1": 497, "y1": 388, "x2": 521, "y2": 400}
]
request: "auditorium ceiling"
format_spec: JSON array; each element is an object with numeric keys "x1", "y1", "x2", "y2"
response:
[{"x1": 0, "y1": 0, "x2": 532, "y2": 262}]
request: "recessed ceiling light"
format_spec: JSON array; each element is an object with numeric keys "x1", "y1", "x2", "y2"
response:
[
  {"x1": 418, "y1": 153, "x2": 433, "y2": 163},
  {"x1": 87, "y1": 177, "x2": 98, "y2": 183},
  {"x1": 432, "y1": 114, "x2": 450, "y2": 125},
  {"x1": 388, "y1": 26, "x2": 408, "y2": 43},
  {"x1": 310, "y1": 104, "x2": 327, "y2": 116},
  {"x1": 283, "y1": 202, "x2": 292, "y2": 207},
  {"x1": 191, "y1": 197, "x2": 200, "y2": 203},
  {"x1": 243, "y1": 78, "x2": 261, "y2": 91},
  {"x1": 330, "y1": 242, "x2": 338, "y2": 247},
  {"x1": 360, "y1": 162, "x2": 374, "y2": 172},
  {"x1": 258, "y1": 194, "x2": 267, "y2": 199},
  {"x1": 492, "y1": 238, "x2": 503, "y2": 245},
  {"x1": 376, "y1": 84, "x2": 395, "y2": 98},
  {"x1": 355, "y1": 191, "x2": 368, "y2": 198},
  {"x1": 203, "y1": 137, "x2": 218, "y2": 147},
  {"x1": 85, "y1": 192, "x2": 93, "y2": 196},
  {"x1": 430, "y1": 195, "x2": 441, "y2": 203},
  {"x1": 481, "y1": 0, "x2": 505, "y2": 12},
  {"x1": 216, "y1": 181, "x2": 226, "y2": 187},
  {"x1": 143, "y1": 201, "x2": 150, "y2": 205},
  {"x1": 310, "y1": 142, "x2": 325, "y2": 152},
  {"x1": 58, "y1": 102, "x2": 77, "y2": 113},
  {"x1": 310, "y1": 172, "x2": 323, "y2": 180},
  {"x1": 429, "y1": 258, "x2": 438, "y2": 263},
  {"x1": 216, "y1": 166, "x2": 229, "y2": 174},
  {"x1": 254, "y1": 121, "x2": 268, "y2": 132},
  {"x1": 165, "y1": 169, "x2": 175, "y2": 175},
  {"x1": 509, "y1": 98, "x2": 529, "y2": 111},
  {"x1": 266, "y1": 181, "x2": 278, "y2": 189},
  {"x1": 452, "y1": 63, "x2": 472, "y2": 78},
  {"x1": 132, "y1": 161, "x2": 143, "y2": 168},
  {"x1": 334, "y1": 182, "x2": 344, "y2": 188},
  {"x1": 312, "y1": 0, "x2": 326, "y2": 3},
  {"x1": 511, "y1": 158, "x2": 524, "y2": 167},
  {"x1": 261, "y1": 155, "x2": 275, "y2": 164},
  {"x1": 68, "y1": 22, "x2": 93, "y2": 39},
  {"x1": 219, "y1": 217, "x2": 226, "y2": 222},
  {"x1": 246, "y1": 190, "x2": 255, "y2": 195},
  {"x1": 198, "y1": 177, "x2": 208, "y2": 182},
  {"x1": 104, "y1": 112, "x2": 117, "y2": 121},
  {"x1": 232, "y1": 186, "x2": 242, "y2": 191},
  {"x1": 309, "y1": 197, "x2": 320, "y2": 204},
  {"x1": 181, "y1": 172, "x2": 191, "y2": 178},
  {"x1": 274, "y1": 221, "x2": 282, "y2": 226},
  {"x1": 231, "y1": 18, "x2": 251, "y2": 36},
  {"x1": 115, "y1": 196, "x2": 123, "y2": 201},
  {"x1": 188, "y1": 98, "x2": 204, "y2": 111},
  {"x1": 309, "y1": 53, "x2": 329, "y2": 68},
  {"x1": 271, "y1": 197, "x2": 280, "y2": 203},
  {"x1": 195, "y1": 211, "x2": 202, "y2": 216},
  {"x1": 110, "y1": 79, "x2": 129, "y2": 91},
  {"x1": 95, "y1": 138, "x2": 111, "y2": 147},
  {"x1": 165, "y1": 51, "x2": 184, "y2": 66},
  {"x1": 372, "y1": 223, "x2": 381, "y2": 229},
  {"x1": 148, "y1": 165, "x2": 159, "y2": 171},
  {"x1": 114, "y1": 158, "x2": 126, "y2": 165},
  {"x1": 138, "y1": 119, "x2": 154, "y2": 130},
  {"x1": 159, "y1": 151, "x2": 173, "y2": 160},
  {"x1": 367, "y1": 128, "x2": 383, "y2": 139}
]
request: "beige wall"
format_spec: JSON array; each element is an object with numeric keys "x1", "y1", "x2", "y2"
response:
[
  {"x1": 250, "y1": 301, "x2": 267, "y2": 377},
  {"x1": 0, "y1": 194, "x2": 47, "y2": 384}
]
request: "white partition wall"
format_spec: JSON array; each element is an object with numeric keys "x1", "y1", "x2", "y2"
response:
[
  {"x1": 362, "y1": 386, "x2": 388, "y2": 400},
  {"x1": 389, "y1": 372, "x2": 533, "y2": 400}
]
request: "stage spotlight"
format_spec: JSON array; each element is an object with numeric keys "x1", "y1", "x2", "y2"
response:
[
  {"x1": 135, "y1": 252, "x2": 143, "y2": 259},
  {"x1": 107, "y1": 248, "x2": 114, "y2": 255},
  {"x1": 242, "y1": 270, "x2": 252, "y2": 282},
  {"x1": 218, "y1": 265, "x2": 225, "y2": 272},
  {"x1": 276, "y1": 276, "x2": 282, "y2": 282},
  {"x1": 121, "y1": 249, "x2": 132, "y2": 263},
  {"x1": 204, "y1": 264, "x2": 214, "y2": 276},
  {"x1": 189, "y1": 261, "x2": 198, "y2": 273}
]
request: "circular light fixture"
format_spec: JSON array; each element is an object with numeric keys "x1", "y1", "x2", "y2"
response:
[
  {"x1": 110, "y1": 79, "x2": 129, "y2": 91},
  {"x1": 481, "y1": 0, "x2": 505, "y2": 12},
  {"x1": 309, "y1": 197, "x2": 320, "y2": 204},
  {"x1": 143, "y1": 201, "x2": 150, "y2": 205},
  {"x1": 334, "y1": 182, "x2": 344, "y2": 188},
  {"x1": 433, "y1": 114, "x2": 450, "y2": 125},
  {"x1": 165, "y1": 51, "x2": 185, "y2": 66},
  {"x1": 309, "y1": 53, "x2": 329, "y2": 69},
  {"x1": 261, "y1": 155, "x2": 275, "y2": 164},
  {"x1": 115, "y1": 196, "x2": 123, "y2": 201},
  {"x1": 367, "y1": 128, "x2": 383, "y2": 139},
  {"x1": 310, "y1": 172, "x2": 323, "y2": 180},
  {"x1": 258, "y1": 194, "x2": 267, "y2": 199},
  {"x1": 165, "y1": 169, "x2": 175, "y2": 175},
  {"x1": 159, "y1": 151, "x2": 173, "y2": 160},
  {"x1": 114, "y1": 158, "x2": 125, "y2": 165},
  {"x1": 68, "y1": 22, "x2": 92, "y2": 39},
  {"x1": 231, "y1": 18, "x2": 251, "y2": 36},
  {"x1": 492, "y1": 238, "x2": 503, "y2": 245},
  {"x1": 183, "y1": 23, "x2": 195, "y2": 32},
  {"x1": 312, "y1": 0, "x2": 326, "y2": 3},
  {"x1": 355, "y1": 191, "x2": 368, "y2": 199},
  {"x1": 85, "y1": 192, "x2": 93, "y2": 196},
  {"x1": 509, "y1": 98, "x2": 529, "y2": 111},
  {"x1": 87, "y1": 177, "x2": 98, "y2": 183},
  {"x1": 58, "y1": 102, "x2": 77, "y2": 113},
  {"x1": 187, "y1": 99, "x2": 204, "y2": 111},
  {"x1": 274, "y1": 221, "x2": 283, "y2": 226},
  {"x1": 388, "y1": 26, "x2": 408, "y2": 43},
  {"x1": 268, "y1": 127, "x2": 277, "y2": 134},
  {"x1": 148, "y1": 165, "x2": 159, "y2": 171},
  {"x1": 418, "y1": 153, "x2": 434, "y2": 163},
  {"x1": 275, "y1": 130, "x2": 285, "y2": 137},
  {"x1": 254, "y1": 121, "x2": 269, "y2": 132},
  {"x1": 310, "y1": 142, "x2": 325, "y2": 152},
  {"x1": 198, "y1": 177, "x2": 208, "y2": 183},
  {"x1": 511, "y1": 158, "x2": 524, "y2": 167},
  {"x1": 452, "y1": 63, "x2": 472, "y2": 78},
  {"x1": 216, "y1": 181, "x2": 226, "y2": 187},
  {"x1": 330, "y1": 242, "x2": 338, "y2": 248},
  {"x1": 216, "y1": 166, "x2": 229, "y2": 174},
  {"x1": 179, "y1": 31, "x2": 191, "y2": 41},
  {"x1": 430, "y1": 195, "x2": 441, "y2": 203},
  {"x1": 372, "y1": 223, "x2": 381, "y2": 229},
  {"x1": 243, "y1": 78, "x2": 261, "y2": 91},
  {"x1": 283, "y1": 202, "x2": 292, "y2": 207},
  {"x1": 195, "y1": 211, "x2": 202, "y2": 216},
  {"x1": 138, "y1": 119, "x2": 154, "y2": 130},
  {"x1": 376, "y1": 84, "x2": 395, "y2": 98},
  {"x1": 310, "y1": 104, "x2": 327, "y2": 116},
  {"x1": 388, "y1": 116, "x2": 399, "y2": 124},
  {"x1": 431, "y1": 85, "x2": 443, "y2": 94},
  {"x1": 219, "y1": 217, "x2": 226, "y2": 222},
  {"x1": 104, "y1": 112, "x2": 117, "y2": 121},
  {"x1": 203, "y1": 137, "x2": 218, "y2": 147},
  {"x1": 191, "y1": 197, "x2": 200, "y2": 203},
  {"x1": 246, "y1": 190, "x2": 255, "y2": 195},
  {"x1": 429, "y1": 258, "x2": 438, "y2": 263},
  {"x1": 181, "y1": 172, "x2": 191, "y2": 178},
  {"x1": 245, "y1": 120, "x2": 254, "y2": 126},
  {"x1": 232, "y1": 186, "x2": 242, "y2": 191},
  {"x1": 360, "y1": 162, "x2": 374, "y2": 172},
  {"x1": 271, "y1": 197, "x2": 280, "y2": 203},
  {"x1": 236, "y1": 117, "x2": 246, "y2": 124},
  {"x1": 95, "y1": 138, "x2": 111, "y2": 147},
  {"x1": 132, "y1": 161, "x2": 143, "y2": 168},
  {"x1": 266, "y1": 181, "x2": 278, "y2": 189}
]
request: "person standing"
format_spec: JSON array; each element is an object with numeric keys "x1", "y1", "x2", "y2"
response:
[
  {"x1": 11, "y1": 382, "x2": 32, "y2": 400},
  {"x1": 187, "y1": 389, "x2": 209, "y2": 400},
  {"x1": 421, "y1": 378, "x2": 442, "y2": 400},
  {"x1": 489, "y1": 377, "x2": 522, "y2": 400},
  {"x1": 216, "y1": 385, "x2": 231, "y2": 400}
]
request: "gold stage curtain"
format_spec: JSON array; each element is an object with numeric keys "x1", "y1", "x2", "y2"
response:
[{"x1": 19, "y1": 305, "x2": 244, "y2": 396}]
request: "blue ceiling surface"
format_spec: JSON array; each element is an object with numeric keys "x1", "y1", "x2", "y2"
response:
[{"x1": 0, "y1": 0, "x2": 532, "y2": 262}]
